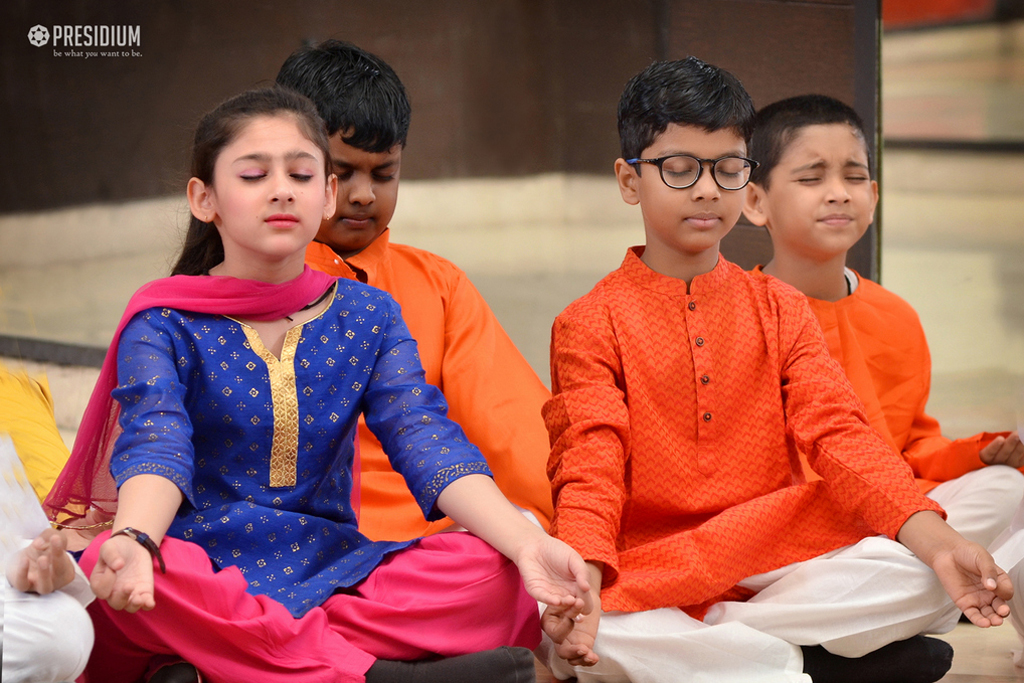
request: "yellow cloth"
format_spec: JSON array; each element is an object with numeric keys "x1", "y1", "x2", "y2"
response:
[{"x1": 0, "y1": 365, "x2": 71, "y2": 503}]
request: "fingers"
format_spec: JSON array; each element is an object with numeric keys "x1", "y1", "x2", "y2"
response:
[
  {"x1": 541, "y1": 606, "x2": 576, "y2": 643},
  {"x1": 568, "y1": 554, "x2": 595, "y2": 615},
  {"x1": 980, "y1": 436, "x2": 1005, "y2": 464},
  {"x1": 33, "y1": 553, "x2": 55, "y2": 594},
  {"x1": 980, "y1": 433, "x2": 1024, "y2": 467},
  {"x1": 994, "y1": 569, "x2": 1015, "y2": 602},
  {"x1": 975, "y1": 552, "x2": 1012, "y2": 599},
  {"x1": 564, "y1": 646, "x2": 600, "y2": 667},
  {"x1": 89, "y1": 560, "x2": 115, "y2": 601},
  {"x1": 123, "y1": 587, "x2": 156, "y2": 613},
  {"x1": 964, "y1": 599, "x2": 1009, "y2": 628}
]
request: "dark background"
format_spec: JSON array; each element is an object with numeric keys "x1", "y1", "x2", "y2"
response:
[{"x1": 0, "y1": 0, "x2": 880, "y2": 276}]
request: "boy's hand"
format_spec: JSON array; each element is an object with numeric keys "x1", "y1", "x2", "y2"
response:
[
  {"x1": 898, "y1": 510, "x2": 1013, "y2": 627},
  {"x1": 541, "y1": 561, "x2": 603, "y2": 667},
  {"x1": 89, "y1": 534, "x2": 156, "y2": 612},
  {"x1": 930, "y1": 541, "x2": 1012, "y2": 627},
  {"x1": 543, "y1": 602, "x2": 601, "y2": 666},
  {"x1": 7, "y1": 528, "x2": 77, "y2": 594},
  {"x1": 980, "y1": 432, "x2": 1024, "y2": 469}
]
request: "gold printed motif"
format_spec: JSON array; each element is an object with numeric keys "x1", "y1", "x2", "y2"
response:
[{"x1": 241, "y1": 324, "x2": 302, "y2": 488}]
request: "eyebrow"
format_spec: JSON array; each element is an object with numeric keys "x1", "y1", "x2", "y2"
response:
[
  {"x1": 792, "y1": 158, "x2": 870, "y2": 173},
  {"x1": 654, "y1": 149, "x2": 746, "y2": 159},
  {"x1": 332, "y1": 158, "x2": 398, "y2": 170},
  {"x1": 232, "y1": 151, "x2": 319, "y2": 164}
]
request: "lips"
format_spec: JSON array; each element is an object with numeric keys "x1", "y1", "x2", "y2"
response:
[
  {"x1": 818, "y1": 214, "x2": 854, "y2": 227},
  {"x1": 685, "y1": 213, "x2": 720, "y2": 229},
  {"x1": 265, "y1": 214, "x2": 299, "y2": 228},
  {"x1": 339, "y1": 215, "x2": 374, "y2": 229}
]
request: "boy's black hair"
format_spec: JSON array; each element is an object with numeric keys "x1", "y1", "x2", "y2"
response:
[
  {"x1": 749, "y1": 94, "x2": 871, "y2": 188},
  {"x1": 276, "y1": 39, "x2": 411, "y2": 153},
  {"x1": 617, "y1": 57, "x2": 755, "y2": 161}
]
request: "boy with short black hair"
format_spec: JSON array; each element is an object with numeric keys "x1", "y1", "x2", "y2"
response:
[
  {"x1": 276, "y1": 40, "x2": 554, "y2": 542},
  {"x1": 542, "y1": 58, "x2": 1024, "y2": 683},
  {"x1": 743, "y1": 94, "x2": 1024, "y2": 552}
]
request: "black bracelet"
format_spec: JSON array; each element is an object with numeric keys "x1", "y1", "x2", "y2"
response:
[{"x1": 111, "y1": 527, "x2": 167, "y2": 574}]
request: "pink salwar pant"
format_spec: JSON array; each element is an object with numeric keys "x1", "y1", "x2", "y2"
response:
[{"x1": 79, "y1": 531, "x2": 540, "y2": 683}]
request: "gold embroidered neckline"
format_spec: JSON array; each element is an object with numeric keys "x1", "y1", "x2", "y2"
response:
[
  {"x1": 229, "y1": 283, "x2": 336, "y2": 489},
  {"x1": 227, "y1": 282, "x2": 337, "y2": 354}
]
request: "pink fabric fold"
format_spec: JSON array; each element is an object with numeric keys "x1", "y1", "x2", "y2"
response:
[{"x1": 44, "y1": 266, "x2": 336, "y2": 528}]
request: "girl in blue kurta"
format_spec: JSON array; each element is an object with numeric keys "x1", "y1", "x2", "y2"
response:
[{"x1": 45, "y1": 87, "x2": 590, "y2": 683}]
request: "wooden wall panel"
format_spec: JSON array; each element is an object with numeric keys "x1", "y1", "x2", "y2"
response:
[{"x1": 1, "y1": 0, "x2": 878, "y2": 275}]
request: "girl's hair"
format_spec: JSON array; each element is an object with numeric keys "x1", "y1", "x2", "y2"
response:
[{"x1": 171, "y1": 87, "x2": 332, "y2": 276}]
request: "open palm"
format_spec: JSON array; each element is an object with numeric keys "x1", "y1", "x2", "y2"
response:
[
  {"x1": 515, "y1": 534, "x2": 592, "y2": 618},
  {"x1": 90, "y1": 535, "x2": 157, "y2": 613},
  {"x1": 930, "y1": 542, "x2": 1012, "y2": 627}
]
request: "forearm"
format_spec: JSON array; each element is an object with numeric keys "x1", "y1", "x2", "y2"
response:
[
  {"x1": 110, "y1": 474, "x2": 183, "y2": 544},
  {"x1": 896, "y1": 510, "x2": 966, "y2": 567},
  {"x1": 435, "y1": 474, "x2": 547, "y2": 562}
]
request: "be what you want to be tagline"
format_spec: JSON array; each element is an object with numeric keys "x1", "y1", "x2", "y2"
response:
[{"x1": 27, "y1": 23, "x2": 143, "y2": 59}]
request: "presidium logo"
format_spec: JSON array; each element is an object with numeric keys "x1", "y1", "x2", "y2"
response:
[
  {"x1": 27, "y1": 25, "x2": 49, "y2": 47},
  {"x1": 27, "y1": 23, "x2": 142, "y2": 58}
]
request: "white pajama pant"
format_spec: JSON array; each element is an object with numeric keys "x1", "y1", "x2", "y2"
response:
[
  {"x1": 1, "y1": 581, "x2": 94, "y2": 683},
  {"x1": 545, "y1": 484, "x2": 1024, "y2": 683},
  {"x1": 928, "y1": 465, "x2": 1024, "y2": 550}
]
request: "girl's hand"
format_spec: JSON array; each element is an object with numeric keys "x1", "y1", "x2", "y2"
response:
[
  {"x1": 90, "y1": 534, "x2": 156, "y2": 612},
  {"x1": 7, "y1": 528, "x2": 77, "y2": 594},
  {"x1": 513, "y1": 534, "x2": 593, "y2": 620}
]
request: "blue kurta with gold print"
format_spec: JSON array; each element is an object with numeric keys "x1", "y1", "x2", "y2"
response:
[{"x1": 109, "y1": 280, "x2": 491, "y2": 617}]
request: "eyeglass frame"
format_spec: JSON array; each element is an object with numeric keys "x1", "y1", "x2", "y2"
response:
[{"x1": 624, "y1": 154, "x2": 760, "y2": 191}]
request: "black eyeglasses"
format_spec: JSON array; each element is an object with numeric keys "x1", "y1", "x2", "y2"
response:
[{"x1": 625, "y1": 154, "x2": 759, "y2": 190}]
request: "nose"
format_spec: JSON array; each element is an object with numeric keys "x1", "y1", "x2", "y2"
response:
[
  {"x1": 270, "y1": 172, "x2": 296, "y2": 204},
  {"x1": 347, "y1": 173, "x2": 375, "y2": 206},
  {"x1": 825, "y1": 176, "x2": 851, "y2": 203},
  {"x1": 690, "y1": 162, "x2": 721, "y2": 201}
]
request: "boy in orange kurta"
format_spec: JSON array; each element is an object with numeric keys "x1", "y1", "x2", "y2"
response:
[
  {"x1": 743, "y1": 94, "x2": 1024, "y2": 551},
  {"x1": 277, "y1": 41, "x2": 553, "y2": 541},
  {"x1": 541, "y1": 58, "x2": 1024, "y2": 683}
]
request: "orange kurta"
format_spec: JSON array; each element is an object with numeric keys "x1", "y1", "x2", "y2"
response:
[
  {"x1": 546, "y1": 249, "x2": 941, "y2": 617},
  {"x1": 307, "y1": 230, "x2": 553, "y2": 541},
  {"x1": 800, "y1": 271, "x2": 1006, "y2": 493}
]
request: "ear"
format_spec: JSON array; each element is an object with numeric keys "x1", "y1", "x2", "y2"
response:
[
  {"x1": 323, "y1": 173, "x2": 339, "y2": 221},
  {"x1": 742, "y1": 181, "x2": 770, "y2": 228},
  {"x1": 614, "y1": 158, "x2": 640, "y2": 206},
  {"x1": 868, "y1": 179, "x2": 879, "y2": 217},
  {"x1": 187, "y1": 177, "x2": 216, "y2": 224}
]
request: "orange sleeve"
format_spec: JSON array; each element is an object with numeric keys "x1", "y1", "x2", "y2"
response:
[
  {"x1": 885, "y1": 326, "x2": 1004, "y2": 483},
  {"x1": 777, "y1": 290, "x2": 941, "y2": 538},
  {"x1": 545, "y1": 303, "x2": 627, "y2": 580},
  {"x1": 437, "y1": 271, "x2": 554, "y2": 529},
  {"x1": 808, "y1": 281, "x2": 1007, "y2": 489}
]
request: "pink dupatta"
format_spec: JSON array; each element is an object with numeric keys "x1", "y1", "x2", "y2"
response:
[{"x1": 44, "y1": 266, "x2": 336, "y2": 530}]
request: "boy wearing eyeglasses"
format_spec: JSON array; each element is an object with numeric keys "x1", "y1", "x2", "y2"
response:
[
  {"x1": 541, "y1": 58, "x2": 1024, "y2": 683},
  {"x1": 743, "y1": 94, "x2": 1024, "y2": 562}
]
